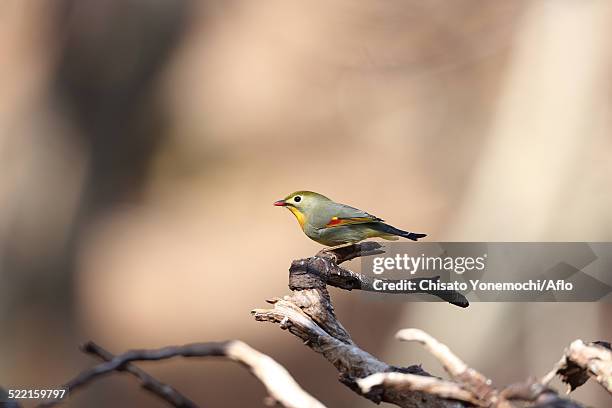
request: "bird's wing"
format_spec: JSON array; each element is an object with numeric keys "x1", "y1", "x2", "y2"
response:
[{"x1": 323, "y1": 203, "x2": 383, "y2": 228}]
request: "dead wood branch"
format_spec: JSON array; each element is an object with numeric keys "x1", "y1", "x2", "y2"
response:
[
  {"x1": 5, "y1": 244, "x2": 609, "y2": 408},
  {"x1": 81, "y1": 341, "x2": 199, "y2": 408},
  {"x1": 254, "y1": 243, "x2": 606, "y2": 408},
  {"x1": 357, "y1": 372, "x2": 484, "y2": 406},
  {"x1": 542, "y1": 340, "x2": 611, "y2": 394},
  {"x1": 395, "y1": 329, "x2": 495, "y2": 403},
  {"x1": 289, "y1": 242, "x2": 469, "y2": 308},
  {"x1": 37, "y1": 340, "x2": 325, "y2": 408},
  {"x1": 253, "y1": 243, "x2": 473, "y2": 407}
]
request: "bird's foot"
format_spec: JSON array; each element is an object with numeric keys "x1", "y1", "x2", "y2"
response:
[
  {"x1": 321, "y1": 242, "x2": 355, "y2": 253},
  {"x1": 317, "y1": 243, "x2": 355, "y2": 261}
]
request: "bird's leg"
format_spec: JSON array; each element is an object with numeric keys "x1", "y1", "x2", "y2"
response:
[{"x1": 321, "y1": 242, "x2": 355, "y2": 253}]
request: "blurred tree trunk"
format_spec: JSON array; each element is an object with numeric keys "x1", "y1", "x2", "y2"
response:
[
  {"x1": 1, "y1": 0, "x2": 191, "y2": 392},
  {"x1": 448, "y1": 3, "x2": 612, "y2": 406}
]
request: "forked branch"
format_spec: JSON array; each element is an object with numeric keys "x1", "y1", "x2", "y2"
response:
[
  {"x1": 3, "y1": 244, "x2": 608, "y2": 408},
  {"x1": 253, "y1": 243, "x2": 609, "y2": 407},
  {"x1": 35, "y1": 341, "x2": 324, "y2": 408}
]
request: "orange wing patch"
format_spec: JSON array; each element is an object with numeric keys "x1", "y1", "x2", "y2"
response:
[
  {"x1": 326, "y1": 217, "x2": 343, "y2": 227},
  {"x1": 325, "y1": 216, "x2": 377, "y2": 228}
]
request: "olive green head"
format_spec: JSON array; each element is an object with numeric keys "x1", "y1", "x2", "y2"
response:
[
  {"x1": 274, "y1": 190, "x2": 330, "y2": 210},
  {"x1": 273, "y1": 191, "x2": 331, "y2": 227}
]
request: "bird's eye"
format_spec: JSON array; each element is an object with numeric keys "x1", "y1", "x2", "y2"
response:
[{"x1": 294, "y1": 196, "x2": 302, "y2": 203}]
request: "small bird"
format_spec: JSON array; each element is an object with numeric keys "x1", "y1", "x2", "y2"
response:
[{"x1": 274, "y1": 191, "x2": 426, "y2": 247}]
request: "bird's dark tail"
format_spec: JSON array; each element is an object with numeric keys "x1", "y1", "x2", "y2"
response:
[
  {"x1": 372, "y1": 223, "x2": 427, "y2": 241},
  {"x1": 405, "y1": 232, "x2": 427, "y2": 241}
]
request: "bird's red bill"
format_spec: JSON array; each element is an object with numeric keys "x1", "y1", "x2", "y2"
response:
[{"x1": 273, "y1": 200, "x2": 286, "y2": 206}]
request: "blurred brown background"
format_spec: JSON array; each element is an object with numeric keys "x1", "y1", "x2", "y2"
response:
[{"x1": 1, "y1": 0, "x2": 611, "y2": 407}]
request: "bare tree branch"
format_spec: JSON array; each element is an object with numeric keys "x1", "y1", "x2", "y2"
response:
[
  {"x1": 369, "y1": 328, "x2": 592, "y2": 407},
  {"x1": 357, "y1": 372, "x2": 484, "y2": 406},
  {"x1": 395, "y1": 329, "x2": 495, "y2": 402},
  {"x1": 37, "y1": 340, "x2": 325, "y2": 408},
  {"x1": 254, "y1": 243, "x2": 605, "y2": 408},
  {"x1": 542, "y1": 340, "x2": 612, "y2": 394},
  {"x1": 253, "y1": 296, "x2": 459, "y2": 408},
  {"x1": 80, "y1": 341, "x2": 199, "y2": 408},
  {"x1": 9, "y1": 243, "x2": 607, "y2": 408},
  {"x1": 289, "y1": 243, "x2": 469, "y2": 308},
  {"x1": 254, "y1": 243, "x2": 472, "y2": 408}
]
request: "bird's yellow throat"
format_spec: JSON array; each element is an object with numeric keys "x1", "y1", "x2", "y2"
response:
[{"x1": 287, "y1": 206, "x2": 306, "y2": 228}]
